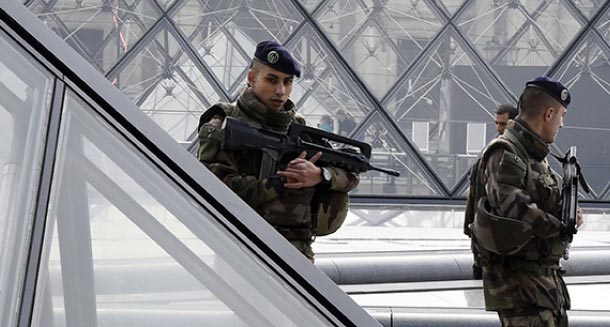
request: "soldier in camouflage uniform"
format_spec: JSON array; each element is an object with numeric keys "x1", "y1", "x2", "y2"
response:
[
  {"x1": 468, "y1": 77, "x2": 583, "y2": 326},
  {"x1": 197, "y1": 41, "x2": 359, "y2": 262}
]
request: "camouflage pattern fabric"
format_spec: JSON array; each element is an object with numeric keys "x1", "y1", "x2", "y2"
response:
[
  {"x1": 498, "y1": 307, "x2": 567, "y2": 327},
  {"x1": 470, "y1": 120, "x2": 570, "y2": 314},
  {"x1": 198, "y1": 87, "x2": 358, "y2": 260}
]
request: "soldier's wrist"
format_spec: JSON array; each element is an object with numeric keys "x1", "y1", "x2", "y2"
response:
[{"x1": 316, "y1": 167, "x2": 332, "y2": 190}]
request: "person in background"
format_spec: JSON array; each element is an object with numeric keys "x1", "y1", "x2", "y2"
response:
[
  {"x1": 335, "y1": 109, "x2": 356, "y2": 137},
  {"x1": 318, "y1": 114, "x2": 334, "y2": 132},
  {"x1": 494, "y1": 104, "x2": 518, "y2": 135}
]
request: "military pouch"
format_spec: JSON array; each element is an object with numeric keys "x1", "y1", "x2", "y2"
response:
[
  {"x1": 314, "y1": 191, "x2": 349, "y2": 236},
  {"x1": 472, "y1": 197, "x2": 534, "y2": 255}
]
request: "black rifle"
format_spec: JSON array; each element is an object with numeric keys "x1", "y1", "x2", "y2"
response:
[
  {"x1": 220, "y1": 116, "x2": 400, "y2": 179},
  {"x1": 554, "y1": 146, "x2": 591, "y2": 260}
]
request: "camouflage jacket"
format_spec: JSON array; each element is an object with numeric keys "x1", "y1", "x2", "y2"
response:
[
  {"x1": 473, "y1": 120, "x2": 569, "y2": 312},
  {"x1": 198, "y1": 88, "x2": 359, "y2": 240}
]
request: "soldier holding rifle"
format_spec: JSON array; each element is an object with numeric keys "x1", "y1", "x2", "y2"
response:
[{"x1": 197, "y1": 41, "x2": 379, "y2": 262}]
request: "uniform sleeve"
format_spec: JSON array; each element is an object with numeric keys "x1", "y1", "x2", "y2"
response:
[
  {"x1": 198, "y1": 120, "x2": 281, "y2": 207},
  {"x1": 211, "y1": 150, "x2": 283, "y2": 207},
  {"x1": 326, "y1": 167, "x2": 359, "y2": 192},
  {"x1": 484, "y1": 149, "x2": 561, "y2": 239}
]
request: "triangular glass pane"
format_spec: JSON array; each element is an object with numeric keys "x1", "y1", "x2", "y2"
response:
[
  {"x1": 29, "y1": 0, "x2": 160, "y2": 73},
  {"x1": 384, "y1": 28, "x2": 513, "y2": 191},
  {"x1": 111, "y1": 27, "x2": 221, "y2": 142},
  {"x1": 553, "y1": 33, "x2": 610, "y2": 197},
  {"x1": 288, "y1": 24, "x2": 374, "y2": 134},
  {"x1": 295, "y1": 0, "x2": 323, "y2": 13},
  {"x1": 192, "y1": 24, "x2": 254, "y2": 96},
  {"x1": 437, "y1": 0, "x2": 467, "y2": 17},
  {"x1": 456, "y1": 0, "x2": 583, "y2": 96},
  {"x1": 138, "y1": 66, "x2": 215, "y2": 142},
  {"x1": 572, "y1": 0, "x2": 605, "y2": 19},
  {"x1": 171, "y1": 0, "x2": 305, "y2": 93},
  {"x1": 154, "y1": 0, "x2": 178, "y2": 11},
  {"x1": 350, "y1": 112, "x2": 444, "y2": 196},
  {"x1": 595, "y1": 4, "x2": 610, "y2": 40},
  {"x1": 0, "y1": 30, "x2": 54, "y2": 327},
  {"x1": 315, "y1": 0, "x2": 445, "y2": 99},
  {"x1": 33, "y1": 89, "x2": 346, "y2": 326}
]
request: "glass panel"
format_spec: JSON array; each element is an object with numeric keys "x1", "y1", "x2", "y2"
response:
[
  {"x1": 315, "y1": 0, "x2": 446, "y2": 99},
  {"x1": 289, "y1": 24, "x2": 374, "y2": 132},
  {"x1": 437, "y1": 0, "x2": 467, "y2": 17},
  {"x1": 554, "y1": 33, "x2": 610, "y2": 196},
  {"x1": 466, "y1": 123, "x2": 485, "y2": 154},
  {"x1": 384, "y1": 28, "x2": 512, "y2": 191},
  {"x1": 112, "y1": 27, "x2": 220, "y2": 143},
  {"x1": 172, "y1": 0, "x2": 305, "y2": 94},
  {"x1": 350, "y1": 113, "x2": 444, "y2": 196},
  {"x1": 154, "y1": 0, "x2": 177, "y2": 11},
  {"x1": 29, "y1": 0, "x2": 161, "y2": 73},
  {"x1": 296, "y1": 0, "x2": 323, "y2": 13},
  {"x1": 456, "y1": 0, "x2": 582, "y2": 96},
  {"x1": 31, "y1": 90, "x2": 334, "y2": 326},
  {"x1": 0, "y1": 31, "x2": 53, "y2": 326},
  {"x1": 572, "y1": 0, "x2": 604, "y2": 19}
]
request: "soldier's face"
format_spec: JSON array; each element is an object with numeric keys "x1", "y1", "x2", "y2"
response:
[
  {"x1": 542, "y1": 105, "x2": 566, "y2": 143},
  {"x1": 248, "y1": 65, "x2": 294, "y2": 111},
  {"x1": 494, "y1": 112, "x2": 510, "y2": 134}
]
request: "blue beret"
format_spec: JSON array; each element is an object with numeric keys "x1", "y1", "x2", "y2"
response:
[
  {"x1": 253, "y1": 40, "x2": 301, "y2": 78},
  {"x1": 525, "y1": 76, "x2": 571, "y2": 107}
]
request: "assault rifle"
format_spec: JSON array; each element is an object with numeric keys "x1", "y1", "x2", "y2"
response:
[
  {"x1": 555, "y1": 146, "x2": 591, "y2": 260},
  {"x1": 220, "y1": 116, "x2": 400, "y2": 179}
]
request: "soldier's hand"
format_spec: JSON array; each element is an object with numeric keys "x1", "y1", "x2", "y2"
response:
[
  {"x1": 277, "y1": 151, "x2": 323, "y2": 189},
  {"x1": 576, "y1": 207, "x2": 584, "y2": 228}
]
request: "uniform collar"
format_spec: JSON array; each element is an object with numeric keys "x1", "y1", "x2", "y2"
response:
[
  {"x1": 503, "y1": 119, "x2": 549, "y2": 161},
  {"x1": 236, "y1": 87, "x2": 295, "y2": 132}
]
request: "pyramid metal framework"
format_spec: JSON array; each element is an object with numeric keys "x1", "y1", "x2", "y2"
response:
[
  {"x1": 0, "y1": 1, "x2": 383, "y2": 326},
  {"x1": 25, "y1": 0, "x2": 610, "y2": 202}
]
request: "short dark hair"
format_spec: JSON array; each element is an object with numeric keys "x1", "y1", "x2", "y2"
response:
[
  {"x1": 519, "y1": 88, "x2": 561, "y2": 118},
  {"x1": 495, "y1": 104, "x2": 518, "y2": 119},
  {"x1": 320, "y1": 114, "x2": 332, "y2": 122}
]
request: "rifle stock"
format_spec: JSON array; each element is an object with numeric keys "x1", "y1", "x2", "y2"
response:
[{"x1": 220, "y1": 116, "x2": 400, "y2": 178}]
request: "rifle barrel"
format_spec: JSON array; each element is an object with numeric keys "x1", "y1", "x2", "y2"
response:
[{"x1": 369, "y1": 164, "x2": 400, "y2": 177}]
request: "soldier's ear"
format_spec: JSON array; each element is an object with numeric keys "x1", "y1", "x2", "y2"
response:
[
  {"x1": 247, "y1": 70, "x2": 255, "y2": 85},
  {"x1": 543, "y1": 106, "x2": 554, "y2": 121}
]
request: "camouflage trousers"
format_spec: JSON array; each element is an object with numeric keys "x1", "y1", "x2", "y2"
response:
[
  {"x1": 288, "y1": 239, "x2": 315, "y2": 263},
  {"x1": 498, "y1": 308, "x2": 567, "y2": 327}
]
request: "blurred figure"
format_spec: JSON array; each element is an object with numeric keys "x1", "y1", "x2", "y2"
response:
[
  {"x1": 318, "y1": 114, "x2": 334, "y2": 132},
  {"x1": 335, "y1": 109, "x2": 356, "y2": 137},
  {"x1": 494, "y1": 104, "x2": 518, "y2": 135}
]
